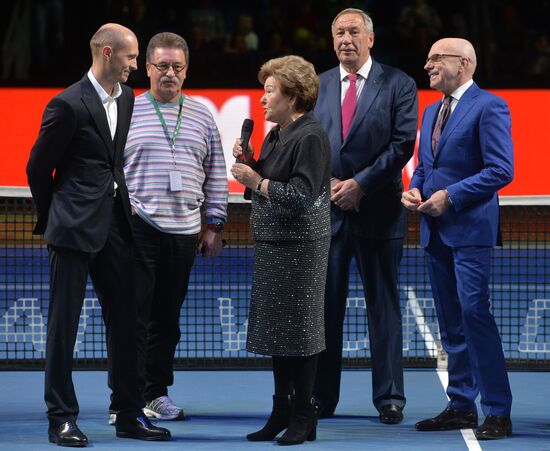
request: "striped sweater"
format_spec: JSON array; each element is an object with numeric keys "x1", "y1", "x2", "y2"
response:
[{"x1": 124, "y1": 92, "x2": 228, "y2": 234}]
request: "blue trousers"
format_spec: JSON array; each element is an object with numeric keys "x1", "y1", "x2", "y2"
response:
[{"x1": 425, "y1": 229, "x2": 512, "y2": 417}]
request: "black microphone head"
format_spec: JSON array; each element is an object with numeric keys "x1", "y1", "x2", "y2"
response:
[
  {"x1": 238, "y1": 119, "x2": 254, "y2": 163},
  {"x1": 241, "y1": 118, "x2": 254, "y2": 133}
]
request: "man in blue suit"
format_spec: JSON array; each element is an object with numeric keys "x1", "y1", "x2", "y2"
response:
[
  {"x1": 402, "y1": 38, "x2": 513, "y2": 440},
  {"x1": 313, "y1": 8, "x2": 418, "y2": 424}
]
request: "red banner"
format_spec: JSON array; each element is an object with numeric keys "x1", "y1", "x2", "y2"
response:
[{"x1": 2, "y1": 88, "x2": 549, "y2": 196}]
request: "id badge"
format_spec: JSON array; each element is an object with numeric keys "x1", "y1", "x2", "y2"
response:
[{"x1": 169, "y1": 170, "x2": 183, "y2": 191}]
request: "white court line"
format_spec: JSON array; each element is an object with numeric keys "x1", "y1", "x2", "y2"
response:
[
  {"x1": 436, "y1": 371, "x2": 482, "y2": 451},
  {"x1": 408, "y1": 285, "x2": 482, "y2": 451},
  {"x1": 404, "y1": 287, "x2": 438, "y2": 358}
]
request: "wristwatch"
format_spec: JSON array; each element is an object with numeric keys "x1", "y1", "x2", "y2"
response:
[
  {"x1": 206, "y1": 222, "x2": 224, "y2": 233},
  {"x1": 256, "y1": 178, "x2": 264, "y2": 196}
]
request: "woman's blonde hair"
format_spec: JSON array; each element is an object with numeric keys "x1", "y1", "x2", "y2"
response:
[{"x1": 258, "y1": 55, "x2": 319, "y2": 112}]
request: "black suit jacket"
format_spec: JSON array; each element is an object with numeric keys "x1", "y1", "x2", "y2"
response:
[
  {"x1": 26, "y1": 75, "x2": 134, "y2": 252},
  {"x1": 314, "y1": 60, "x2": 418, "y2": 239}
]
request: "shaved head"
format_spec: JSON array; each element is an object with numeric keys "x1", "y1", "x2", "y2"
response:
[
  {"x1": 89, "y1": 23, "x2": 139, "y2": 92},
  {"x1": 425, "y1": 37, "x2": 477, "y2": 95},
  {"x1": 90, "y1": 23, "x2": 137, "y2": 58},
  {"x1": 431, "y1": 38, "x2": 477, "y2": 74}
]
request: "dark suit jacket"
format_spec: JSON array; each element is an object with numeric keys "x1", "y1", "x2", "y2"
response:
[
  {"x1": 410, "y1": 82, "x2": 514, "y2": 248},
  {"x1": 314, "y1": 60, "x2": 418, "y2": 239},
  {"x1": 26, "y1": 75, "x2": 134, "y2": 252}
]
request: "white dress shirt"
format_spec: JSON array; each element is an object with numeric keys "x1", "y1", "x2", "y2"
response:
[
  {"x1": 87, "y1": 69, "x2": 122, "y2": 139},
  {"x1": 444, "y1": 78, "x2": 474, "y2": 115},
  {"x1": 87, "y1": 69, "x2": 122, "y2": 191},
  {"x1": 339, "y1": 57, "x2": 373, "y2": 104}
]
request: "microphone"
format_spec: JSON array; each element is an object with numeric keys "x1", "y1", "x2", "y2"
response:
[{"x1": 237, "y1": 119, "x2": 254, "y2": 162}]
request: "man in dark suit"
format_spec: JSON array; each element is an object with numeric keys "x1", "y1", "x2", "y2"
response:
[
  {"x1": 402, "y1": 38, "x2": 513, "y2": 440},
  {"x1": 26, "y1": 23, "x2": 170, "y2": 446},
  {"x1": 313, "y1": 8, "x2": 418, "y2": 424}
]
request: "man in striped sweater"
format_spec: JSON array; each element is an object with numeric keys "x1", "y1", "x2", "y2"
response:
[{"x1": 122, "y1": 32, "x2": 228, "y2": 422}]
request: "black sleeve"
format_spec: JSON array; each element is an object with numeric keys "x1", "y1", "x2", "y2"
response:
[{"x1": 267, "y1": 132, "x2": 329, "y2": 217}]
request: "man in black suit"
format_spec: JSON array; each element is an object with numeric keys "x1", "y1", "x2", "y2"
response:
[
  {"x1": 26, "y1": 23, "x2": 170, "y2": 446},
  {"x1": 313, "y1": 8, "x2": 418, "y2": 423}
]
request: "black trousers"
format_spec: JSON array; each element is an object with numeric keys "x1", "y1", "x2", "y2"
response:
[
  {"x1": 45, "y1": 201, "x2": 142, "y2": 427},
  {"x1": 314, "y1": 219, "x2": 406, "y2": 412},
  {"x1": 131, "y1": 215, "x2": 197, "y2": 402}
]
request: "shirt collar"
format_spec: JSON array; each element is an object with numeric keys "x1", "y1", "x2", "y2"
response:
[
  {"x1": 87, "y1": 69, "x2": 122, "y2": 103},
  {"x1": 339, "y1": 57, "x2": 373, "y2": 82},
  {"x1": 448, "y1": 79, "x2": 474, "y2": 102},
  {"x1": 274, "y1": 112, "x2": 314, "y2": 146}
]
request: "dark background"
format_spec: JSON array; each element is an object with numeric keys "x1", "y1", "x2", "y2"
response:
[{"x1": 1, "y1": 0, "x2": 549, "y2": 89}]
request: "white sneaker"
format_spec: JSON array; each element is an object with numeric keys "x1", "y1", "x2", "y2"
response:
[
  {"x1": 143, "y1": 395, "x2": 185, "y2": 420},
  {"x1": 108, "y1": 413, "x2": 117, "y2": 425}
]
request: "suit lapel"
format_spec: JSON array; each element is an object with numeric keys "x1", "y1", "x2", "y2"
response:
[
  {"x1": 343, "y1": 60, "x2": 384, "y2": 146},
  {"x1": 80, "y1": 76, "x2": 115, "y2": 163},
  {"x1": 325, "y1": 68, "x2": 342, "y2": 142},
  {"x1": 257, "y1": 128, "x2": 279, "y2": 164},
  {"x1": 435, "y1": 83, "x2": 480, "y2": 158},
  {"x1": 421, "y1": 104, "x2": 439, "y2": 161}
]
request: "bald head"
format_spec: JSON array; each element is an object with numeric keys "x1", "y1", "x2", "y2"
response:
[
  {"x1": 425, "y1": 37, "x2": 477, "y2": 95},
  {"x1": 89, "y1": 23, "x2": 139, "y2": 92},
  {"x1": 433, "y1": 38, "x2": 477, "y2": 73},
  {"x1": 90, "y1": 23, "x2": 137, "y2": 59}
]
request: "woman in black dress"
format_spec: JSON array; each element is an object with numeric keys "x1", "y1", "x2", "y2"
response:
[{"x1": 231, "y1": 55, "x2": 331, "y2": 446}]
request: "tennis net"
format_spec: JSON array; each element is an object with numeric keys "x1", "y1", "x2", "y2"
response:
[{"x1": 1, "y1": 189, "x2": 548, "y2": 370}]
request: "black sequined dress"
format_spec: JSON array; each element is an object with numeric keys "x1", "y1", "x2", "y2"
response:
[{"x1": 245, "y1": 112, "x2": 331, "y2": 357}]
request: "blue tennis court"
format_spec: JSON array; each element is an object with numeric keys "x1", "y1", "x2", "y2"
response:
[{"x1": 0, "y1": 369, "x2": 548, "y2": 450}]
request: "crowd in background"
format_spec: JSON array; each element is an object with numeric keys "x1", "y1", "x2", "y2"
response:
[{"x1": 2, "y1": 0, "x2": 549, "y2": 88}]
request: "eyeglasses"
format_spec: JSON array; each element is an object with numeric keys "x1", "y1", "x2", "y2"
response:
[
  {"x1": 150, "y1": 62, "x2": 187, "y2": 74},
  {"x1": 425, "y1": 54, "x2": 465, "y2": 64}
]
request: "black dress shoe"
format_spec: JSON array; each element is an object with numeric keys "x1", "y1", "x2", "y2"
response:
[
  {"x1": 475, "y1": 415, "x2": 512, "y2": 440},
  {"x1": 312, "y1": 397, "x2": 334, "y2": 419},
  {"x1": 415, "y1": 407, "x2": 478, "y2": 431},
  {"x1": 116, "y1": 414, "x2": 171, "y2": 441},
  {"x1": 48, "y1": 420, "x2": 88, "y2": 447},
  {"x1": 379, "y1": 404, "x2": 404, "y2": 424}
]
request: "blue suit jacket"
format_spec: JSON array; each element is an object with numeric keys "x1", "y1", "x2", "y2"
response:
[
  {"x1": 314, "y1": 60, "x2": 418, "y2": 239},
  {"x1": 410, "y1": 82, "x2": 514, "y2": 248}
]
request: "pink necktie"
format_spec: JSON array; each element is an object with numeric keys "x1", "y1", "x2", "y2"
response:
[{"x1": 341, "y1": 73, "x2": 357, "y2": 140}]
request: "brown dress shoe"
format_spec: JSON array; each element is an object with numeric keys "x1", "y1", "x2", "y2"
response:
[
  {"x1": 415, "y1": 407, "x2": 478, "y2": 431},
  {"x1": 475, "y1": 415, "x2": 512, "y2": 440}
]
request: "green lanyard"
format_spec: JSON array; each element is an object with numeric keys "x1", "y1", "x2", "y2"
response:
[{"x1": 147, "y1": 91, "x2": 184, "y2": 167}]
